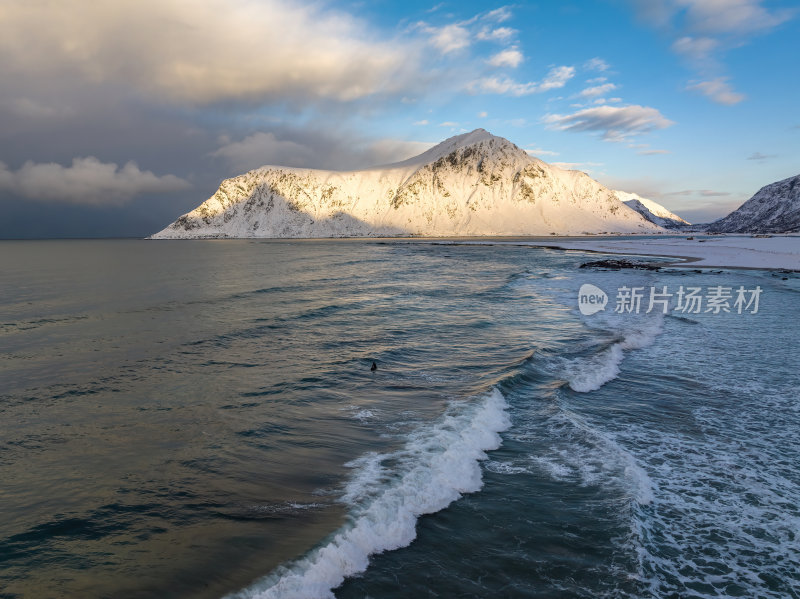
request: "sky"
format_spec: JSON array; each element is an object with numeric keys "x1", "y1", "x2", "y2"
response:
[{"x1": 0, "y1": 0, "x2": 797, "y2": 238}]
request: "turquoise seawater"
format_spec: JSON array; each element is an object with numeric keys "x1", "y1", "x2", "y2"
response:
[{"x1": 1, "y1": 239, "x2": 798, "y2": 598}]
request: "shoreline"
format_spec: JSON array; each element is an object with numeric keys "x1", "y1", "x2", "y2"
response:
[{"x1": 427, "y1": 235, "x2": 800, "y2": 272}]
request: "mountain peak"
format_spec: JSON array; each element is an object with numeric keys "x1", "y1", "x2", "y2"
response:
[
  {"x1": 389, "y1": 128, "x2": 521, "y2": 168},
  {"x1": 431, "y1": 128, "x2": 517, "y2": 153},
  {"x1": 708, "y1": 173, "x2": 800, "y2": 233},
  {"x1": 151, "y1": 128, "x2": 665, "y2": 239}
]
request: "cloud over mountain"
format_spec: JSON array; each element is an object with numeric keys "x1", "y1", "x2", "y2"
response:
[{"x1": 545, "y1": 105, "x2": 674, "y2": 141}]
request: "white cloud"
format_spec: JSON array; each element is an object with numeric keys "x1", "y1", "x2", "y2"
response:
[
  {"x1": 679, "y1": 0, "x2": 793, "y2": 35},
  {"x1": 477, "y1": 111, "x2": 488, "y2": 118},
  {"x1": 630, "y1": 0, "x2": 793, "y2": 35},
  {"x1": 584, "y1": 57, "x2": 610, "y2": 71},
  {"x1": 484, "y1": 7, "x2": 513, "y2": 23},
  {"x1": 671, "y1": 36, "x2": 719, "y2": 61},
  {"x1": 0, "y1": 157, "x2": 190, "y2": 204},
  {"x1": 423, "y1": 7, "x2": 517, "y2": 54},
  {"x1": 414, "y1": 120, "x2": 430, "y2": 126},
  {"x1": 476, "y1": 26, "x2": 516, "y2": 41},
  {"x1": 551, "y1": 161, "x2": 603, "y2": 172},
  {"x1": 439, "y1": 121, "x2": 459, "y2": 127},
  {"x1": 593, "y1": 96, "x2": 622, "y2": 105},
  {"x1": 545, "y1": 104, "x2": 674, "y2": 141},
  {"x1": 427, "y1": 23, "x2": 472, "y2": 53},
  {"x1": 0, "y1": 0, "x2": 428, "y2": 105},
  {"x1": 540, "y1": 66, "x2": 577, "y2": 91},
  {"x1": 578, "y1": 83, "x2": 618, "y2": 97},
  {"x1": 487, "y1": 48, "x2": 524, "y2": 68},
  {"x1": 638, "y1": 149, "x2": 671, "y2": 155},
  {"x1": 525, "y1": 148, "x2": 560, "y2": 157},
  {"x1": 686, "y1": 78, "x2": 745, "y2": 104},
  {"x1": 471, "y1": 65, "x2": 575, "y2": 96},
  {"x1": 628, "y1": 0, "x2": 795, "y2": 105}
]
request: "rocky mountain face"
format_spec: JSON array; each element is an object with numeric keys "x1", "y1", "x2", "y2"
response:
[
  {"x1": 615, "y1": 191, "x2": 690, "y2": 229},
  {"x1": 151, "y1": 129, "x2": 663, "y2": 238},
  {"x1": 707, "y1": 174, "x2": 800, "y2": 233}
]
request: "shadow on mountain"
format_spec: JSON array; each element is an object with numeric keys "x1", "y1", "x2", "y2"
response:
[{"x1": 156, "y1": 183, "x2": 411, "y2": 238}]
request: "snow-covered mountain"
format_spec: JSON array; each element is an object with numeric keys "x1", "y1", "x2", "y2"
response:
[
  {"x1": 707, "y1": 174, "x2": 800, "y2": 234},
  {"x1": 151, "y1": 129, "x2": 663, "y2": 238},
  {"x1": 614, "y1": 191, "x2": 690, "y2": 229}
]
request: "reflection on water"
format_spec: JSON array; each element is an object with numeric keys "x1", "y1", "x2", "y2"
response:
[{"x1": 1, "y1": 239, "x2": 798, "y2": 599}]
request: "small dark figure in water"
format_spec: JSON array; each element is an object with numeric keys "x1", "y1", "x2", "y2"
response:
[{"x1": 370, "y1": 362, "x2": 377, "y2": 371}]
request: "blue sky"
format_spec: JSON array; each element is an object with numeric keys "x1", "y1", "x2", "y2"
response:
[{"x1": 0, "y1": 0, "x2": 797, "y2": 236}]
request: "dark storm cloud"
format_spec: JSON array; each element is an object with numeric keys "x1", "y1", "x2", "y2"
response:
[
  {"x1": 209, "y1": 127, "x2": 434, "y2": 173},
  {"x1": 0, "y1": 0, "x2": 456, "y2": 237}
]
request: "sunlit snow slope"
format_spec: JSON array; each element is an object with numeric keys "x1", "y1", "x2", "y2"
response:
[
  {"x1": 616, "y1": 191, "x2": 690, "y2": 229},
  {"x1": 151, "y1": 129, "x2": 663, "y2": 238}
]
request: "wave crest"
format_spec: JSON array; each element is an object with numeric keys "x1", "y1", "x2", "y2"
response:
[{"x1": 229, "y1": 389, "x2": 510, "y2": 599}]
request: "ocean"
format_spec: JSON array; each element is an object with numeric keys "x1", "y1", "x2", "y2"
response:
[{"x1": 1, "y1": 238, "x2": 798, "y2": 599}]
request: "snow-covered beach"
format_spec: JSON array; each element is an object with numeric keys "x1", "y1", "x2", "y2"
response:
[{"x1": 452, "y1": 235, "x2": 800, "y2": 271}]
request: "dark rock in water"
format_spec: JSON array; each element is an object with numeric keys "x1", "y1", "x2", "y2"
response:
[
  {"x1": 579, "y1": 259, "x2": 661, "y2": 271},
  {"x1": 370, "y1": 361, "x2": 377, "y2": 371}
]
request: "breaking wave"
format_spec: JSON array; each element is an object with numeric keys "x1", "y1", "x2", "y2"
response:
[
  {"x1": 228, "y1": 389, "x2": 510, "y2": 599},
  {"x1": 553, "y1": 316, "x2": 664, "y2": 393}
]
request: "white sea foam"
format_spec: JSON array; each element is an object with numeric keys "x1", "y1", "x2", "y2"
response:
[
  {"x1": 510, "y1": 269, "x2": 665, "y2": 393},
  {"x1": 251, "y1": 502, "x2": 326, "y2": 514},
  {"x1": 351, "y1": 409, "x2": 376, "y2": 422},
  {"x1": 628, "y1": 385, "x2": 800, "y2": 598},
  {"x1": 229, "y1": 389, "x2": 510, "y2": 599},
  {"x1": 484, "y1": 460, "x2": 531, "y2": 475},
  {"x1": 521, "y1": 412, "x2": 655, "y2": 506},
  {"x1": 557, "y1": 316, "x2": 663, "y2": 392},
  {"x1": 341, "y1": 405, "x2": 378, "y2": 423}
]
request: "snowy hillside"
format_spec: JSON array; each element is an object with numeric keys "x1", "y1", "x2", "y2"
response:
[
  {"x1": 707, "y1": 174, "x2": 800, "y2": 233},
  {"x1": 151, "y1": 129, "x2": 663, "y2": 238},
  {"x1": 615, "y1": 191, "x2": 690, "y2": 229}
]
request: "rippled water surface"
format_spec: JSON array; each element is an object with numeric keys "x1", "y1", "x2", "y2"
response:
[{"x1": 1, "y1": 239, "x2": 798, "y2": 598}]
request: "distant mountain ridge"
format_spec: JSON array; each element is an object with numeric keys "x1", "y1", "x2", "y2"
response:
[
  {"x1": 707, "y1": 174, "x2": 800, "y2": 233},
  {"x1": 151, "y1": 129, "x2": 665, "y2": 239},
  {"x1": 615, "y1": 191, "x2": 690, "y2": 229}
]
